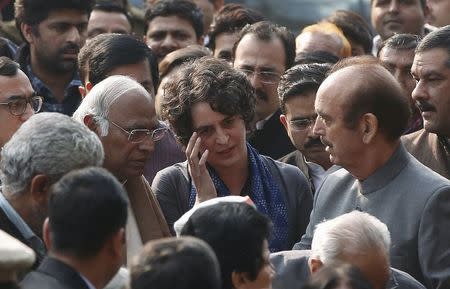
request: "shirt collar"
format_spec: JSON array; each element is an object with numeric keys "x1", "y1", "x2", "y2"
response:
[
  {"x1": 79, "y1": 273, "x2": 97, "y2": 289},
  {"x1": 0, "y1": 192, "x2": 35, "y2": 240},
  {"x1": 357, "y1": 144, "x2": 409, "y2": 195}
]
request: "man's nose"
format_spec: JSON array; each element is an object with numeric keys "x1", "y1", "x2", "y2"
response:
[
  {"x1": 411, "y1": 79, "x2": 428, "y2": 102},
  {"x1": 66, "y1": 26, "x2": 81, "y2": 44},
  {"x1": 138, "y1": 136, "x2": 155, "y2": 155},
  {"x1": 313, "y1": 117, "x2": 325, "y2": 136},
  {"x1": 389, "y1": 0, "x2": 400, "y2": 12}
]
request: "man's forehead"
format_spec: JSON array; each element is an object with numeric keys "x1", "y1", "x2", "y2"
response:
[
  {"x1": 234, "y1": 34, "x2": 286, "y2": 70},
  {"x1": 45, "y1": 8, "x2": 89, "y2": 23},
  {"x1": 412, "y1": 49, "x2": 450, "y2": 74}
]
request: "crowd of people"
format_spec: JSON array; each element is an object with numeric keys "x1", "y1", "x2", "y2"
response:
[{"x1": 0, "y1": 0, "x2": 448, "y2": 289}]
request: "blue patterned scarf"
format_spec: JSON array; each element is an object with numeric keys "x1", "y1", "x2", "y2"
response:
[{"x1": 189, "y1": 143, "x2": 289, "y2": 252}]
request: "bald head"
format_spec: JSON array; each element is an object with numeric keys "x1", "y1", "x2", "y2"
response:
[{"x1": 319, "y1": 63, "x2": 410, "y2": 141}]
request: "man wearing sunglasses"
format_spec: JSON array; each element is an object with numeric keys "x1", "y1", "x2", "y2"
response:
[
  {"x1": 0, "y1": 57, "x2": 41, "y2": 150},
  {"x1": 279, "y1": 63, "x2": 339, "y2": 194}
]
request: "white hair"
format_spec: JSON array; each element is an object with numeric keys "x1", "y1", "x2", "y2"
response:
[
  {"x1": 311, "y1": 211, "x2": 391, "y2": 263},
  {"x1": 0, "y1": 112, "x2": 105, "y2": 196},
  {"x1": 73, "y1": 75, "x2": 152, "y2": 136}
]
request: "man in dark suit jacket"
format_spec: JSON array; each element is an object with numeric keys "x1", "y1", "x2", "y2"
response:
[
  {"x1": 21, "y1": 167, "x2": 128, "y2": 289},
  {"x1": 233, "y1": 21, "x2": 296, "y2": 159},
  {"x1": 272, "y1": 212, "x2": 426, "y2": 289}
]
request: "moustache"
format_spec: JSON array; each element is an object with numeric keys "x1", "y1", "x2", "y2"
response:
[
  {"x1": 320, "y1": 136, "x2": 332, "y2": 147},
  {"x1": 60, "y1": 43, "x2": 80, "y2": 55},
  {"x1": 304, "y1": 137, "x2": 324, "y2": 149},
  {"x1": 255, "y1": 89, "x2": 268, "y2": 101},
  {"x1": 416, "y1": 101, "x2": 436, "y2": 112}
]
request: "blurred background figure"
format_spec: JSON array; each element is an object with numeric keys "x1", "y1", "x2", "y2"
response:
[{"x1": 130, "y1": 237, "x2": 221, "y2": 289}]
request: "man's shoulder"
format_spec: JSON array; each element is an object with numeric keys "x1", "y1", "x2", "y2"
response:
[
  {"x1": 270, "y1": 250, "x2": 311, "y2": 289},
  {"x1": 21, "y1": 257, "x2": 88, "y2": 289},
  {"x1": 391, "y1": 267, "x2": 427, "y2": 289}
]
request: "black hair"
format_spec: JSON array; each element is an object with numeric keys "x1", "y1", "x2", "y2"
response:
[
  {"x1": 233, "y1": 21, "x2": 295, "y2": 70},
  {"x1": 294, "y1": 51, "x2": 339, "y2": 65},
  {"x1": 48, "y1": 167, "x2": 128, "y2": 258},
  {"x1": 130, "y1": 237, "x2": 222, "y2": 289},
  {"x1": 416, "y1": 25, "x2": 450, "y2": 67},
  {"x1": 278, "y1": 63, "x2": 331, "y2": 114},
  {"x1": 326, "y1": 10, "x2": 373, "y2": 55},
  {"x1": 79, "y1": 33, "x2": 159, "y2": 92},
  {"x1": 144, "y1": 0, "x2": 203, "y2": 39},
  {"x1": 378, "y1": 33, "x2": 421, "y2": 57},
  {"x1": 0, "y1": 56, "x2": 20, "y2": 76},
  {"x1": 181, "y1": 202, "x2": 272, "y2": 289},
  {"x1": 208, "y1": 3, "x2": 264, "y2": 51}
]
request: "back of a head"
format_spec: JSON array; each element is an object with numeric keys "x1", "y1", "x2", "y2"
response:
[
  {"x1": 48, "y1": 167, "x2": 128, "y2": 258},
  {"x1": 0, "y1": 56, "x2": 20, "y2": 77},
  {"x1": 144, "y1": 0, "x2": 204, "y2": 39},
  {"x1": 130, "y1": 237, "x2": 221, "y2": 289},
  {"x1": 208, "y1": 3, "x2": 265, "y2": 51},
  {"x1": 81, "y1": 33, "x2": 159, "y2": 90},
  {"x1": 233, "y1": 21, "x2": 295, "y2": 69},
  {"x1": 326, "y1": 10, "x2": 373, "y2": 55},
  {"x1": 299, "y1": 22, "x2": 351, "y2": 58},
  {"x1": 158, "y1": 44, "x2": 211, "y2": 79},
  {"x1": 325, "y1": 60, "x2": 411, "y2": 141},
  {"x1": 180, "y1": 202, "x2": 271, "y2": 289},
  {"x1": 302, "y1": 263, "x2": 374, "y2": 289},
  {"x1": 294, "y1": 51, "x2": 339, "y2": 65},
  {"x1": 311, "y1": 211, "x2": 391, "y2": 264},
  {"x1": 0, "y1": 112, "x2": 104, "y2": 197}
]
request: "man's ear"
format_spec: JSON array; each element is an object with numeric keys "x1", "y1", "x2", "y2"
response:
[
  {"x1": 280, "y1": 114, "x2": 288, "y2": 131},
  {"x1": 309, "y1": 257, "x2": 323, "y2": 274},
  {"x1": 20, "y1": 23, "x2": 35, "y2": 44},
  {"x1": 360, "y1": 113, "x2": 378, "y2": 144},
  {"x1": 83, "y1": 114, "x2": 99, "y2": 133},
  {"x1": 110, "y1": 228, "x2": 125, "y2": 258},
  {"x1": 30, "y1": 174, "x2": 50, "y2": 206},
  {"x1": 43, "y1": 218, "x2": 52, "y2": 250},
  {"x1": 231, "y1": 271, "x2": 249, "y2": 289},
  {"x1": 78, "y1": 82, "x2": 93, "y2": 99}
]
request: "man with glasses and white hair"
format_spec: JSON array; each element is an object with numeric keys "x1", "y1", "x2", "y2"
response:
[
  {"x1": 0, "y1": 112, "x2": 104, "y2": 266},
  {"x1": 271, "y1": 211, "x2": 426, "y2": 289},
  {"x1": 0, "y1": 56, "x2": 42, "y2": 150},
  {"x1": 73, "y1": 75, "x2": 171, "y2": 263}
]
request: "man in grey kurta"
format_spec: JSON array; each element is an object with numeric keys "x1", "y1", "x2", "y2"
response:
[{"x1": 293, "y1": 61, "x2": 450, "y2": 289}]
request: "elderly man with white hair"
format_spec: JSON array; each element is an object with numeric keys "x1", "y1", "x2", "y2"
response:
[
  {"x1": 271, "y1": 211, "x2": 426, "y2": 289},
  {"x1": 73, "y1": 75, "x2": 170, "y2": 262},
  {"x1": 0, "y1": 112, "x2": 104, "y2": 266}
]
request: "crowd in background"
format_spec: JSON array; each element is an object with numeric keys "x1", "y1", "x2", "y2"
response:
[{"x1": 0, "y1": 0, "x2": 448, "y2": 289}]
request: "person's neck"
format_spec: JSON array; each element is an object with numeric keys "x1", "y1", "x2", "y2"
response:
[
  {"x1": 5, "y1": 193, "x2": 40, "y2": 237},
  {"x1": 30, "y1": 51, "x2": 73, "y2": 102},
  {"x1": 215, "y1": 152, "x2": 249, "y2": 196},
  {"x1": 50, "y1": 252, "x2": 111, "y2": 289},
  {"x1": 305, "y1": 154, "x2": 333, "y2": 171},
  {"x1": 347, "y1": 139, "x2": 400, "y2": 181}
]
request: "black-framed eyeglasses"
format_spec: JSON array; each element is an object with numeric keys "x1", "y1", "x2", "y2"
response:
[
  {"x1": 289, "y1": 116, "x2": 317, "y2": 131},
  {"x1": 238, "y1": 68, "x2": 280, "y2": 85},
  {"x1": 109, "y1": 120, "x2": 167, "y2": 143},
  {"x1": 0, "y1": 95, "x2": 43, "y2": 116}
]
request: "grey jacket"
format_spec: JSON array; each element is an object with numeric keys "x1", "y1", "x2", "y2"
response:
[
  {"x1": 152, "y1": 155, "x2": 313, "y2": 250},
  {"x1": 294, "y1": 145, "x2": 450, "y2": 289},
  {"x1": 270, "y1": 250, "x2": 426, "y2": 289}
]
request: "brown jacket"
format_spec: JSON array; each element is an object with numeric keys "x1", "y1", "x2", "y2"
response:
[{"x1": 402, "y1": 129, "x2": 450, "y2": 179}]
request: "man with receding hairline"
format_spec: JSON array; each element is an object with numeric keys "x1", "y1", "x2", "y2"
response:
[{"x1": 293, "y1": 61, "x2": 450, "y2": 289}]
